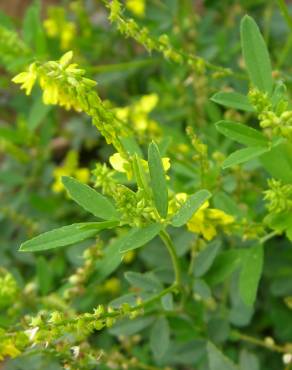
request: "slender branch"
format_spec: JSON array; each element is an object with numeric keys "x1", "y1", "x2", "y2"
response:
[
  {"x1": 234, "y1": 331, "x2": 292, "y2": 354},
  {"x1": 259, "y1": 230, "x2": 280, "y2": 244},
  {"x1": 159, "y1": 230, "x2": 182, "y2": 288}
]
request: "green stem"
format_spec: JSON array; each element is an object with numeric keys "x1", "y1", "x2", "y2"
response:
[
  {"x1": 159, "y1": 230, "x2": 182, "y2": 288},
  {"x1": 233, "y1": 331, "x2": 291, "y2": 354},
  {"x1": 259, "y1": 230, "x2": 280, "y2": 244},
  {"x1": 277, "y1": 0, "x2": 292, "y2": 32}
]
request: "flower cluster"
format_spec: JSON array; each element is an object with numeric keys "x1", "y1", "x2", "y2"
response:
[
  {"x1": 114, "y1": 94, "x2": 161, "y2": 143},
  {"x1": 93, "y1": 163, "x2": 118, "y2": 195},
  {"x1": 0, "y1": 25, "x2": 31, "y2": 72},
  {"x1": 12, "y1": 51, "x2": 131, "y2": 153},
  {"x1": 248, "y1": 88, "x2": 292, "y2": 141},
  {"x1": 113, "y1": 185, "x2": 154, "y2": 226},
  {"x1": 186, "y1": 126, "x2": 209, "y2": 177},
  {"x1": 187, "y1": 201, "x2": 234, "y2": 240},
  {"x1": 0, "y1": 270, "x2": 19, "y2": 310},
  {"x1": 106, "y1": 0, "x2": 230, "y2": 77},
  {"x1": 44, "y1": 6, "x2": 77, "y2": 50},
  {"x1": 64, "y1": 241, "x2": 104, "y2": 299},
  {"x1": 264, "y1": 179, "x2": 292, "y2": 214}
]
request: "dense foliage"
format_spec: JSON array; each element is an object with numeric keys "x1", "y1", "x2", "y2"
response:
[{"x1": 1, "y1": 0, "x2": 292, "y2": 369}]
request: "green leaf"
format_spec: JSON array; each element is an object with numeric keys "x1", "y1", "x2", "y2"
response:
[
  {"x1": 171, "y1": 189, "x2": 211, "y2": 227},
  {"x1": 132, "y1": 154, "x2": 151, "y2": 196},
  {"x1": 205, "y1": 250, "x2": 244, "y2": 285},
  {"x1": 193, "y1": 279, "x2": 211, "y2": 299},
  {"x1": 239, "y1": 244, "x2": 264, "y2": 306},
  {"x1": 150, "y1": 317, "x2": 170, "y2": 359},
  {"x1": 94, "y1": 235, "x2": 126, "y2": 283},
  {"x1": 216, "y1": 120, "x2": 268, "y2": 147},
  {"x1": 148, "y1": 141, "x2": 168, "y2": 218},
  {"x1": 109, "y1": 316, "x2": 154, "y2": 336},
  {"x1": 260, "y1": 142, "x2": 292, "y2": 183},
  {"x1": 223, "y1": 147, "x2": 269, "y2": 169},
  {"x1": 193, "y1": 240, "x2": 221, "y2": 277},
  {"x1": 62, "y1": 176, "x2": 118, "y2": 220},
  {"x1": 207, "y1": 342, "x2": 238, "y2": 370},
  {"x1": 119, "y1": 223, "x2": 162, "y2": 253},
  {"x1": 211, "y1": 92, "x2": 254, "y2": 112},
  {"x1": 28, "y1": 95, "x2": 51, "y2": 131},
  {"x1": 120, "y1": 135, "x2": 143, "y2": 157},
  {"x1": 240, "y1": 15, "x2": 273, "y2": 94},
  {"x1": 22, "y1": 0, "x2": 47, "y2": 56},
  {"x1": 161, "y1": 293, "x2": 174, "y2": 311},
  {"x1": 19, "y1": 221, "x2": 113, "y2": 252},
  {"x1": 239, "y1": 350, "x2": 260, "y2": 370},
  {"x1": 124, "y1": 271, "x2": 161, "y2": 292},
  {"x1": 36, "y1": 256, "x2": 53, "y2": 295}
]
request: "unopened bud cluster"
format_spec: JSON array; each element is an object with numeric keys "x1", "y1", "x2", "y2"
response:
[{"x1": 264, "y1": 179, "x2": 292, "y2": 214}]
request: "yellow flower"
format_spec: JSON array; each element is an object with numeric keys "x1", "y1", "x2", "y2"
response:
[
  {"x1": 187, "y1": 201, "x2": 234, "y2": 241},
  {"x1": 0, "y1": 342, "x2": 21, "y2": 360},
  {"x1": 59, "y1": 50, "x2": 73, "y2": 66},
  {"x1": 44, "y1": 7, "x2": 76, "y2": 50},
  {"x1": 109, "y1": 152, "x2": 170, "y2": 180},
  {"x1": 123, "y1": 250, "x2": 136, "y2": 264},
  {"x1": 60, "y1": 22, "x2": 76, "y2": 50},
  {"x1": 75, "y1": 168, "x2": 90, "y2": 183},
  {"x1": 109, "y1": 153, "x2": 128, "y2": 174},
  {"x1": 52, "y1": 167, "x2": 71, "y2": 193},
  {"x1": 43, "y1": 19, "x2": 58, "y2": 37},
  {"x1": 104, "y1": 277, "x2": 121, "y2": 294},
  {"x1": 12, "y1": 63, "x2": 37, "y2": 95},
  {"x1": 126, "y1": 0, "x2": 145, "y2": 17},
  {"x1": 52, "y1": 151, "x2": 90, "y2": 193},
  {"x1": 115, "y1": 106, "x2": 130, "y2": 121},
  {"x1": 139, "y1": 93, "x2": 158, "y2": 113}
]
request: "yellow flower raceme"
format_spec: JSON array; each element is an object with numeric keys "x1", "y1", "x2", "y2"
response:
[
  {"x1": 187, "y1": 201, "x2": 234, "y2": 241},
  {"x1": 12, "y1": 51, "x2": 131, "y2": 153}
]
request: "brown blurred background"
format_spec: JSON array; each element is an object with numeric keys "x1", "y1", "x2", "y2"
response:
[{"x1": 0, "y1": 0, "x2": 59, "y2": 18}]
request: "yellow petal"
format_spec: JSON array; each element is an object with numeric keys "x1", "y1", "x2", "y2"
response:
[
  {"x1": 201, "y1": 223, "x2": 217, "y2": 241},
  {"x1": 59, "y1": 50, "x2": 73, "y2": 66},
  {"x1": 109, "y1": 153, "x2": 127, "y2": 173},
  {"x1": 162, "y1": 157, "x2": 171, "y2": 172}
]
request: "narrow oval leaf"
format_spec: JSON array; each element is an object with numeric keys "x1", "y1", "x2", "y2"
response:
[
  {"x1": 207, "y1": 342, "x2": 238, "y2": 370},
  {"x1": 194, "y1": 240, "x2": 221, "y2": 277},
  {"x1": 148, "y1": 141, "x2": 168, "y2": 218},
  {"x1": 171, "y1": 189, "x2": 211, "y2": 227},
  {"x1": 62, "y1": 176, "x2": 118, "y2": 220},
  {"x1": 205, "y1": 250, "x2": 244, "y2": 286},
  {"x1": 19, "y1": 222, "x2": 112, "y2": 252},
  {"x1": 240, "y1": 15, "x2": 273, "y2": 94},
  {"x1": 216, "y1": 120, "x2": 268, "y2": 147},
  {"x1": 150, "y1": 317, "x2": 170, "y2": 359},
  {"x1": 260, "y1": 142, "x2": 292, "y2": 183},
  {"x1": 132, "y1": 154, "x2": 151, "y2": 197},
  {"x1": 125, "y1": 271, "x2": 161, "y2": 292},
  {"x1": 119, "y1": 223, "x2": 162, "y2": 253},
  {"x1": 109, "y1": 316, "x2": 154, "y2": 336},
  {"x1": 239, "y1": 244, "x2": 264, "y2": 306},
  {"x1": 211, "y1": 92, "x2": 254, "y2": 112},
  {"x1": 223, "y1": 146, "x2": 269, "y2": 169}
]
